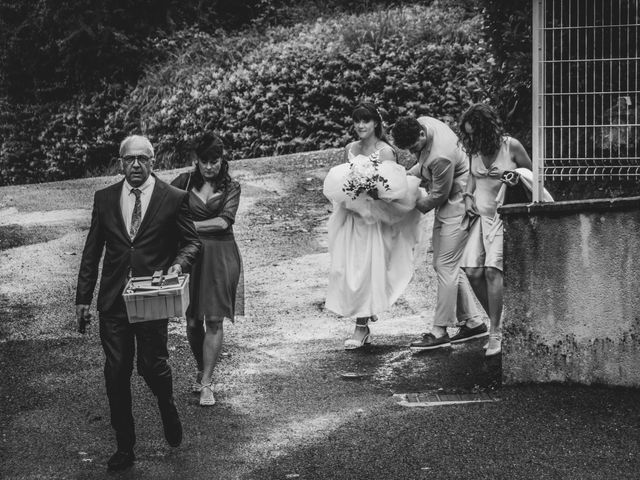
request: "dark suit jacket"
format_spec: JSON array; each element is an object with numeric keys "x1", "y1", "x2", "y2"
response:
[{"x1": 76, "y1": 176, "x2": 201, "y2": 313}]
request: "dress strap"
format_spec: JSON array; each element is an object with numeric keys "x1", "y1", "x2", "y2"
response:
[{"x1": 373, "y1": 143, "x2": 399, "y2": 163}]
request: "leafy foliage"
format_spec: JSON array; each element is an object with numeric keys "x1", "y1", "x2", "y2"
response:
[
  {"x1": 117, "y1": 4, "x2": 491, "y2": 166},
  {"x1": 0, "y1": 0, "x2": 305, "y2": 184},
  {"x1": 1, "y1": 1, "x2": 490, "y2": 184},
  {"x1": 472, "y1": 0, "x2": 532, "y2": 151}
]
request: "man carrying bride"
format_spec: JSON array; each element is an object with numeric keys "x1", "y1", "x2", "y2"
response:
[
  {"x1": 391, "y1": 115, "x2": 487, "y2": 351},
  {"x1": 323, "y1": 102, "x2": 425, "y2": 349}
]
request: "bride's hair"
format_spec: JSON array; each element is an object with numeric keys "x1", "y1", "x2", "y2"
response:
[{"x1": 352, "y1": 102, "x2": 395, "y2": 153}]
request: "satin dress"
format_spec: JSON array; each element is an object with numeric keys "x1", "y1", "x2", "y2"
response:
[
  {"x1": 187, "y1": 181, "x2": 244, "y2": 321},
  {"x1": 461, "y1": 137, "x2": 518, "y2": 271}
]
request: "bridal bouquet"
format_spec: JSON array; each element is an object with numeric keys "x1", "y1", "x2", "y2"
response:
[{"x1": 342, "y1": 152, "x2": 390, "y2": 200}]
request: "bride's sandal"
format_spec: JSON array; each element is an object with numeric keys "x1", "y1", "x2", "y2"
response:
[
  {"x1": 199, "y1": 382, "x2": 216, "y2": 406},
  {"x1": 344, "y1": 324, "x2": 371, "y2": 350}
]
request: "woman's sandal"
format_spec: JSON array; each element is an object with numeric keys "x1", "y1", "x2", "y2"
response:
[
  {"x1": 199, "y1": 382, "x2": 216, "y2": 406},
  {"x1": 192, "y1": 370, "x2": 203, "y2": 394},
  {"x1": 344, "y1": 324, "x2": 372, "y2": 350},
  {"x1": 485, "y1": 334, "x2": 502, "y2": 357}
]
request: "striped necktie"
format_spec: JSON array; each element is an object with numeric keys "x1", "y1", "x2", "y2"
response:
[{"x1": 129, "y1": 188, "x2": 142, "y2": 238}]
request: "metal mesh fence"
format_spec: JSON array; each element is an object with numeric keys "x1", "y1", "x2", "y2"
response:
[{"x1": 533, "y1": 0, "x2": 640, "y2": 180}]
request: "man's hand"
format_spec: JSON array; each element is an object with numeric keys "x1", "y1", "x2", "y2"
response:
[
  {"x1": 167, "y1": 264, "x2": 182, "y2": 275},
  {"x1": 76, "y1": 304, "x2": 92, "y2": 334},
  {"x1": 415, "y1": 195, "x2": 434, "y2": 214}
]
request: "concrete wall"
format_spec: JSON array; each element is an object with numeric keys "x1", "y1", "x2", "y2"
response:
[{"x1": 500, "y1": 197, "x2": 640, "y2": 387}]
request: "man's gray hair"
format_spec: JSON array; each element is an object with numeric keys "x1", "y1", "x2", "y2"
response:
[{"x1": 119, "y1": 135, "x2": 154, "y2": 157}]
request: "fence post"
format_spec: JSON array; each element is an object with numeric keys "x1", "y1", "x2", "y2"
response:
[{"x1": 531, "y1": 0, "x2": 545, "y2": 202}]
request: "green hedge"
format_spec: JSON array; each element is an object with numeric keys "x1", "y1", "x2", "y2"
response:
[
  {"x1": 477, "y1": 0, "x2": 532, "y2": 152},
  {"x1": 1, "y1": 2, "x2": 491, "y2": 184},
  {"x1": 112, "y1": 4, "x2": 491, "y2": 166},
  {"x1": 0, "y1": 88, "x2": 127, "y2": 185}
]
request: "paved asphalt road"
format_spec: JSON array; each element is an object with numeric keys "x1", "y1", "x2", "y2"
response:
[{"x1": 1, "y1": 153, "x2": 640, "y2": 479}]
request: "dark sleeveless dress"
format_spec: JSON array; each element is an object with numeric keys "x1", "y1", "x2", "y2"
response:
[{"x1": 171, "y1": 173, "x2": 244, "y2": 322}]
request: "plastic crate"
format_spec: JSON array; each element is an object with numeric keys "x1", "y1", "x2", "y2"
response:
[{"x1": 122, "y1": 274, "x2": 190, "y2": 323}]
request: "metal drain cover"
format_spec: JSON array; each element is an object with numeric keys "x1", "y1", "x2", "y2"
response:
[
  {"x1": 394, "y1": 392, "x2": 499, "y2": 407},
  {"x1": 340, "y1": 372, "x2": 370, "y2": 380}
]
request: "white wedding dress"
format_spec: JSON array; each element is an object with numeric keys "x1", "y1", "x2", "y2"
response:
[{"x1": 323, "y1": 150, "x2": 426, "y2": 317}]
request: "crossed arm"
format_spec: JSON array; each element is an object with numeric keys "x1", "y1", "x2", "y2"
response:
[{"x1": 193, "y1": 182, "x2": 241, "y2": 233}]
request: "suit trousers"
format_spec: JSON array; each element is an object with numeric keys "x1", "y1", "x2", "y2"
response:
[
  {"x1": 99, "y1": 297, "x2": 173, "y2": 451},
  {"x1": 431, "y1": 216, "x2": 480, "y2": 328}
]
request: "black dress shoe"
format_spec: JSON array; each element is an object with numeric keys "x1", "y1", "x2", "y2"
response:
[
  {"x1": 159, "y1": 398, "x2": 183, "y2": 447},
  {"x1": 107, "y1": 450, "x2": 135, "y2": 471}
]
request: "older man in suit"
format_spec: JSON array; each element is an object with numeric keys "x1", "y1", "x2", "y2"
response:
[{"x1": 75, "y1": 135, "x2": 201, "y2": 472}]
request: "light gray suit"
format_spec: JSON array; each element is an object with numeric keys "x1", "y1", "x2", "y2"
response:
[{"x1": 410, "y1": 116, "x2": 480, "y2": 328}]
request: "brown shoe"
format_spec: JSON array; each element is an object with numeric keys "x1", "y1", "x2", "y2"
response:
[
  {"x1": 450, "y1": 323, "x2": 489, "y2": 344},
  {"x1": 410, "y1": 333, "x2": 451, "y2": 351}
]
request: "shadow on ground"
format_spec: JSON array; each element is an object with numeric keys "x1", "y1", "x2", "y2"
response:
[
  {"x1": 0, "y1": 294, "x2": 39, "y2": 342},
  {"x1": 2, "y1": 320, "x2": 640, "y2": 479},
  {"x1": 0, "y1": 224, "x2": 73, "y2": 250},
  {"x1": 244, "y1": 382, "x2": 640, "y2": 480}
]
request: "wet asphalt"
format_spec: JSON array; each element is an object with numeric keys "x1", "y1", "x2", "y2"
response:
[
  {"x1": 2, "y1": 155, "x2": 640, "y2": 479},
  {"x1": 2, "y1": 327, "x2": 640, "y2": 480}
]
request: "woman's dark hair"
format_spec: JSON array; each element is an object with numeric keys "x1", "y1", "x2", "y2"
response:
[
  {"x1": 352, "y1": 102, "x2": 395, "y2": 152},
  {"x1": 458, "y1": 103, "x2": 505, "y2": 158},
  {"x1": 189, "y1": 132, "x2": 231, "y2": 191}
]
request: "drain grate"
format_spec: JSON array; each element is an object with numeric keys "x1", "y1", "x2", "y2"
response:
[{"x1": 394, "y1": 392, "x2": 499, "y2": 407}]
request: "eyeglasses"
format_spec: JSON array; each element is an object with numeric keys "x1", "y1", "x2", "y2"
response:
[{"x1": 122, "y1": 155, "x2": 152, "y2": 165}]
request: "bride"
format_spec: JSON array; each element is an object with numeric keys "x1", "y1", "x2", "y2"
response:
[{"x1": 323, "y1": 102, "x2": 425, "y2": 349}]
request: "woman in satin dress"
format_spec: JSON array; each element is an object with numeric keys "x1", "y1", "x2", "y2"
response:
[
  {"x1": 171, "y1": 133, "x2": 244, "y2": 405},
  {"x1": 458, "y1": 104, "x2": 532, "y2": 357}
]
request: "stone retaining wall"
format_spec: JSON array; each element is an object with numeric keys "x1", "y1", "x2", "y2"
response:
[{"x1": 500, "y1": 196, "x2": 640, "y2": 387}]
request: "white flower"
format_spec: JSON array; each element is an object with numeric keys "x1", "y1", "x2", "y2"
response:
[{"x1": 342, "y1": 152, "x2": 390, "y2": 200}]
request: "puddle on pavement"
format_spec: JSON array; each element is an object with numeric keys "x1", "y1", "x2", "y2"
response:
[
  {"x1": 331, "y1": 340, "x2": 502, "y2": 393},
  {"x1": 376, "y1": 343, "x2": 501, "y2": 392}
]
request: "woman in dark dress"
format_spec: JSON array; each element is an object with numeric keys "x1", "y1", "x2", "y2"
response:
[{"x1": 171, "y1": 133, "x2": 244, "y2": 406}]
